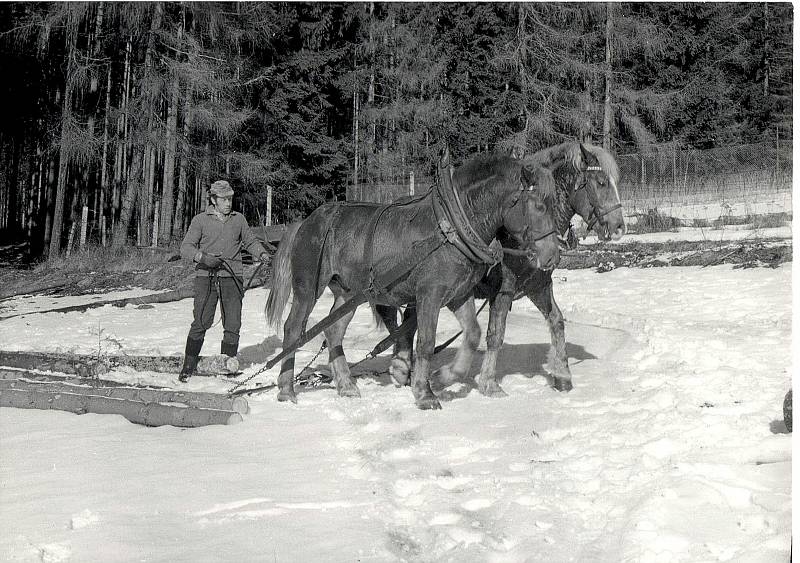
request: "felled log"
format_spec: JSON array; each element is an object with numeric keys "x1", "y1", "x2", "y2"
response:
[
  {"x1": 0, "y1": 273, "x2": 70, "y2": 301},
  {"x1": 0, "y1": 351, "x2": 238, "y2": 376},
  {"x1": 0, "y1": 268, "x2": 269, "y2": 320},
  {"x1": 0, "y1": 388, "x2": 243, "y2": 427},
  {"x1": 0, "y1": 286, "x2": 196, "y2": 320},
  {"x1": 0, "y1": 378, "x2": 249, "y2": 414},
  {"x1": 0, "y1": 368, "x2": 153, "y2": 387}
]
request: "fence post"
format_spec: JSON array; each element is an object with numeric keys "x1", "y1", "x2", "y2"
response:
[
  {"x1": 151, "y1": 201, "x2": 159, "y2": 248},
  {"x1": 409, "y1": 171, "x2": 415, "y2": 196},
  {"x1": 672, "y1": 142, "x2": 677, "y2": 193},
  {"x1": 79, "y1": 205, "x2": 88, "y2": 250},
  {"x1": 266, "y1": 185, "x2": 272, "y2": 226},
  {"x1": 775, "y1": 125, "x2": 779, "y2": 189},
  {"x1": 640, "y1": 154, "x2": 646, "y2": 188}
]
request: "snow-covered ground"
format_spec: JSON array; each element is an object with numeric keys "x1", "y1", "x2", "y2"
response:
[
  {"x1": 0, "y1": 257, "x2": 791, "y2": 562},
  {"x1": 581, "y1": 224, "x2": 792, "y2": 245}
]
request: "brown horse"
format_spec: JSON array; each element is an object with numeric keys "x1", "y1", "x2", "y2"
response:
[
  {"x1": 378, "y1": 142, "x2": 626, "y2": 396},
  {"x1": 265, "y1": 154, "x2": 560, "y2": 410}
]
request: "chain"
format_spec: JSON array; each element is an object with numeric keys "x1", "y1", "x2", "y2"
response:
[{"x1": 227, "y1": 340, "x2": 327, "y2": 395}]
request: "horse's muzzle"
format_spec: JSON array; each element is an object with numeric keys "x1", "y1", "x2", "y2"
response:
[
  {"x1": 600, "y1": 214, "x2": 626, "y2": 241},
  {"x1": 534, "y1": 238, "x2": 560, "y2": 271}
]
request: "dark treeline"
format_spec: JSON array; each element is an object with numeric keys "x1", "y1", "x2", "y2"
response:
[{"x1": 0, "y1": 2, "x2": 791, "y2": 259}]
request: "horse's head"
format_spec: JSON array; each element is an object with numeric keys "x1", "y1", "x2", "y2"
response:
[
  {"x1": 501, "y1": 164, "x2": 560, "y2": 271},
  {"x1": 570, "y1": 144, "x2": 626, "y2": 241}
]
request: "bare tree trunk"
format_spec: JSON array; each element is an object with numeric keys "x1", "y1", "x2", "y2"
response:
[
  {"x1": 172, "y1": 94, "x2": 191, "y2": 239},
  {"x1": 137, "y1": 2, "x2": 163, "y2": 247},
  {"x1": 763, "y1": 2, "x2": 769, "y2": 97},
  {"x1": 42, "y1": 157, "x2": 56, "y2": 251},
  {"x1": 112, "y1": 149, "x2": 142, "y2": 248},
  {"x1": 138, "y1": 145, "x2": 155, "y2": 246},
  {"x1": 48, "y1": 29, "x2": 78, "y2": 260},
  {"x1": 602, "y1": 2, "x2": 614, "y2": 149},
  {"x1": 99, "y1": 64, "x2": 112, "y2": 245},
  {"x1": 160, "y1": 72, "x2": 179, "y2": 244}
]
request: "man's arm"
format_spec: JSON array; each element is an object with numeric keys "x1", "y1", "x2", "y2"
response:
[
  {"x1": 180, "y1": 216, "x2": 203, "y2": 262},
  {"x1": 240, "y1": 216, "x2": 269, "y2": 259}
]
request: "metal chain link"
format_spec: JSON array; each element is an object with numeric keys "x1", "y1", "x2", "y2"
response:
[{"x1": 227, "y1": 340, "x2": 327, "y2": 395}]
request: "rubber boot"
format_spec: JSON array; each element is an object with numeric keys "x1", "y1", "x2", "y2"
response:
[
  {"x1": 179, "y1": 337, "x2": 204, "y2": 382},
  {"x1": 179, "y1": 355, "x2": 199, "y2": 383}
]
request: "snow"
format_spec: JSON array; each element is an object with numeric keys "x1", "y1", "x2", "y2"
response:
[
  {"x1": 581, "y1": 224, "x2": 792, "y2": 245},
  {"x1": 622, "y1": 193, "x2": 792, "y2": 224},
  {"x1": 0, "y1": 259, "x2": 792, "y2": 561}
]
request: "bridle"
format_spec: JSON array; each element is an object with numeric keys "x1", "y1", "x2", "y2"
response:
[
  {"x1": 501, "y1": 179, "x2": 558, "y2": 259},
  {"x1": 573, "y1": 165, "x2": 622, "y2": 233}
]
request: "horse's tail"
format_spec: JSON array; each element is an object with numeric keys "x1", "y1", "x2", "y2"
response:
[{"x1": 265, "y1": 221, "x2": 302, "y2": 331}]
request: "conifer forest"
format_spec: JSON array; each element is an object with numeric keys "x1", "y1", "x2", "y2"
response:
[{"x1": 0, "y1": 2, "x2": 792, "y2": 259}]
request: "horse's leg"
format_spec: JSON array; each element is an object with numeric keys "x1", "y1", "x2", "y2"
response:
[
  {"x1": 324, "y1": 292, "x2": 360, "y2": 398},
  {"x1": 389, "y1": 306, "x2": 416, "y2": 386},
  {"x1": 374, "y1": 305, "x2": 409, "y2": 386},
  {"x1": 477, "y1": 265, "x2": 516, "y2": 397},
  {"x1": 412, "y1": 287, "x2": 447, "y2": 410},
  {"x1": 277, "y1": 285, "x2": 317, "y2": 403},
  {"x1": 438, "y1": 296, "x2": 481, "y2": 385},
  {"x1": 528, "y1": 276, "x2": 572, "y2": 392}
]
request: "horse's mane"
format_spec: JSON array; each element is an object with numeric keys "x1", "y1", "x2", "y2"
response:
[
  {"x1": 452, "y1": 153, "x2": 556, "y2": 199},
  {"x1": 527, "y1": 142, "x2": 620, "y2": 184}
]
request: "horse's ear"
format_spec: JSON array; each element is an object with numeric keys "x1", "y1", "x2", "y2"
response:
[{"x1": 579, "y1": 143, "x2": 600, "y2": 168}]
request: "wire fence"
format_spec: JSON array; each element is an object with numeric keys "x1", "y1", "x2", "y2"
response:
[
  {"x1": 348, "y1": 140, "x2": 793, "y2": 224},
  {"x1": 617, "y1": 140, "x2": 792, "y2": 222}
]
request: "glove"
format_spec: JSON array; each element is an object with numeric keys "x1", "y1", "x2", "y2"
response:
[
  {"x1": 259, "y1": 252, "x2": 271, "y2": 264},
  {"x1": 196, "y1": 251, "x2": 222, "y2": 269}
]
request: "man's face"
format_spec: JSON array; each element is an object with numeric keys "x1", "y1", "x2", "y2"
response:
[{"x1": 214, "y1": 195, "x2": 233, "y2": 215}]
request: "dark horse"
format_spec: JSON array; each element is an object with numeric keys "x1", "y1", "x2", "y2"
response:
[
  {"x1": 378, "y1": 142, "x2": 626, "y2": 396},
  {"x1": 265, "y1": 154, "x2": 561, "y2": 410}
]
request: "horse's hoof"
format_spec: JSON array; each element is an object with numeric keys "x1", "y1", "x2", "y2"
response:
[
  {"x1": 277, "y1": 389, "x2": 298, "y2": 404},
  {"x1": 337, "y1": 385, "x2": 361, "y2": 399},
  {"x1": 416, "y1": 396, "x2": 442, "y2": 410},
  {"x1": 553, "y1": 377, "x2": 573, "y2": 392},
  {"x1": 478, "y1": 381, "x2": 508, "y2": 398}
]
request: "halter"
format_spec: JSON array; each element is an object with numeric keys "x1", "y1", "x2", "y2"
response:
[
  {"x1": 513, "y1": 182, "x2": 558, "y2": 241},
  {"x1": 573, "y1": 165, "x2": 623, "y2": 233}
]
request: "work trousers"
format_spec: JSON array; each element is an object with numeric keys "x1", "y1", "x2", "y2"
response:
[{"x1": 185, "y1": 275, "x2": 243, "y2": 357}]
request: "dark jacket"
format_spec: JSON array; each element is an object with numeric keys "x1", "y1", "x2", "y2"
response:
[{"x1": 180, "y1": 206, "x2": 267, "y2": 278}]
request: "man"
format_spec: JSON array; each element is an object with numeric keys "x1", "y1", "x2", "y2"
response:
[{"x1": 178, "y1": 180, "x2": 270, "y2": 382}]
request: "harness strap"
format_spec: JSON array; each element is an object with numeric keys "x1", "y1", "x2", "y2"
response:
[
  {"x1": 363, "y1": 202, "x2": 394, "y2": 296},
  {"x1": 432, "y1": 179, "x2": 502, "y2": 265}
]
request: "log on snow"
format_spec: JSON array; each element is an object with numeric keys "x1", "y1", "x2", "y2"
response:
[
  {"x1": 0, "y1": 378, "x2": 249, "y2": 414},
  {"x1": 0, "y1": 388, "x2": 243, "y2": 427},
  {"x1": 0, "y1": 368, "x2": 166, "y2": 388},
  {"x1": 0, "y1": 351, "x2": 241, "y2": 376},
  {"x1": 0, "y1": 286, "x2": 195, "y2": 319},
  {"x1": 0, "y1": 271, "x2": 268, "y2": 320},
  {"x1": 0, "y1": 351, "x2": 109, "y2": 377},
  {"x1": 0, "y1": 274, "x2": 70, "y2": 301}
]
